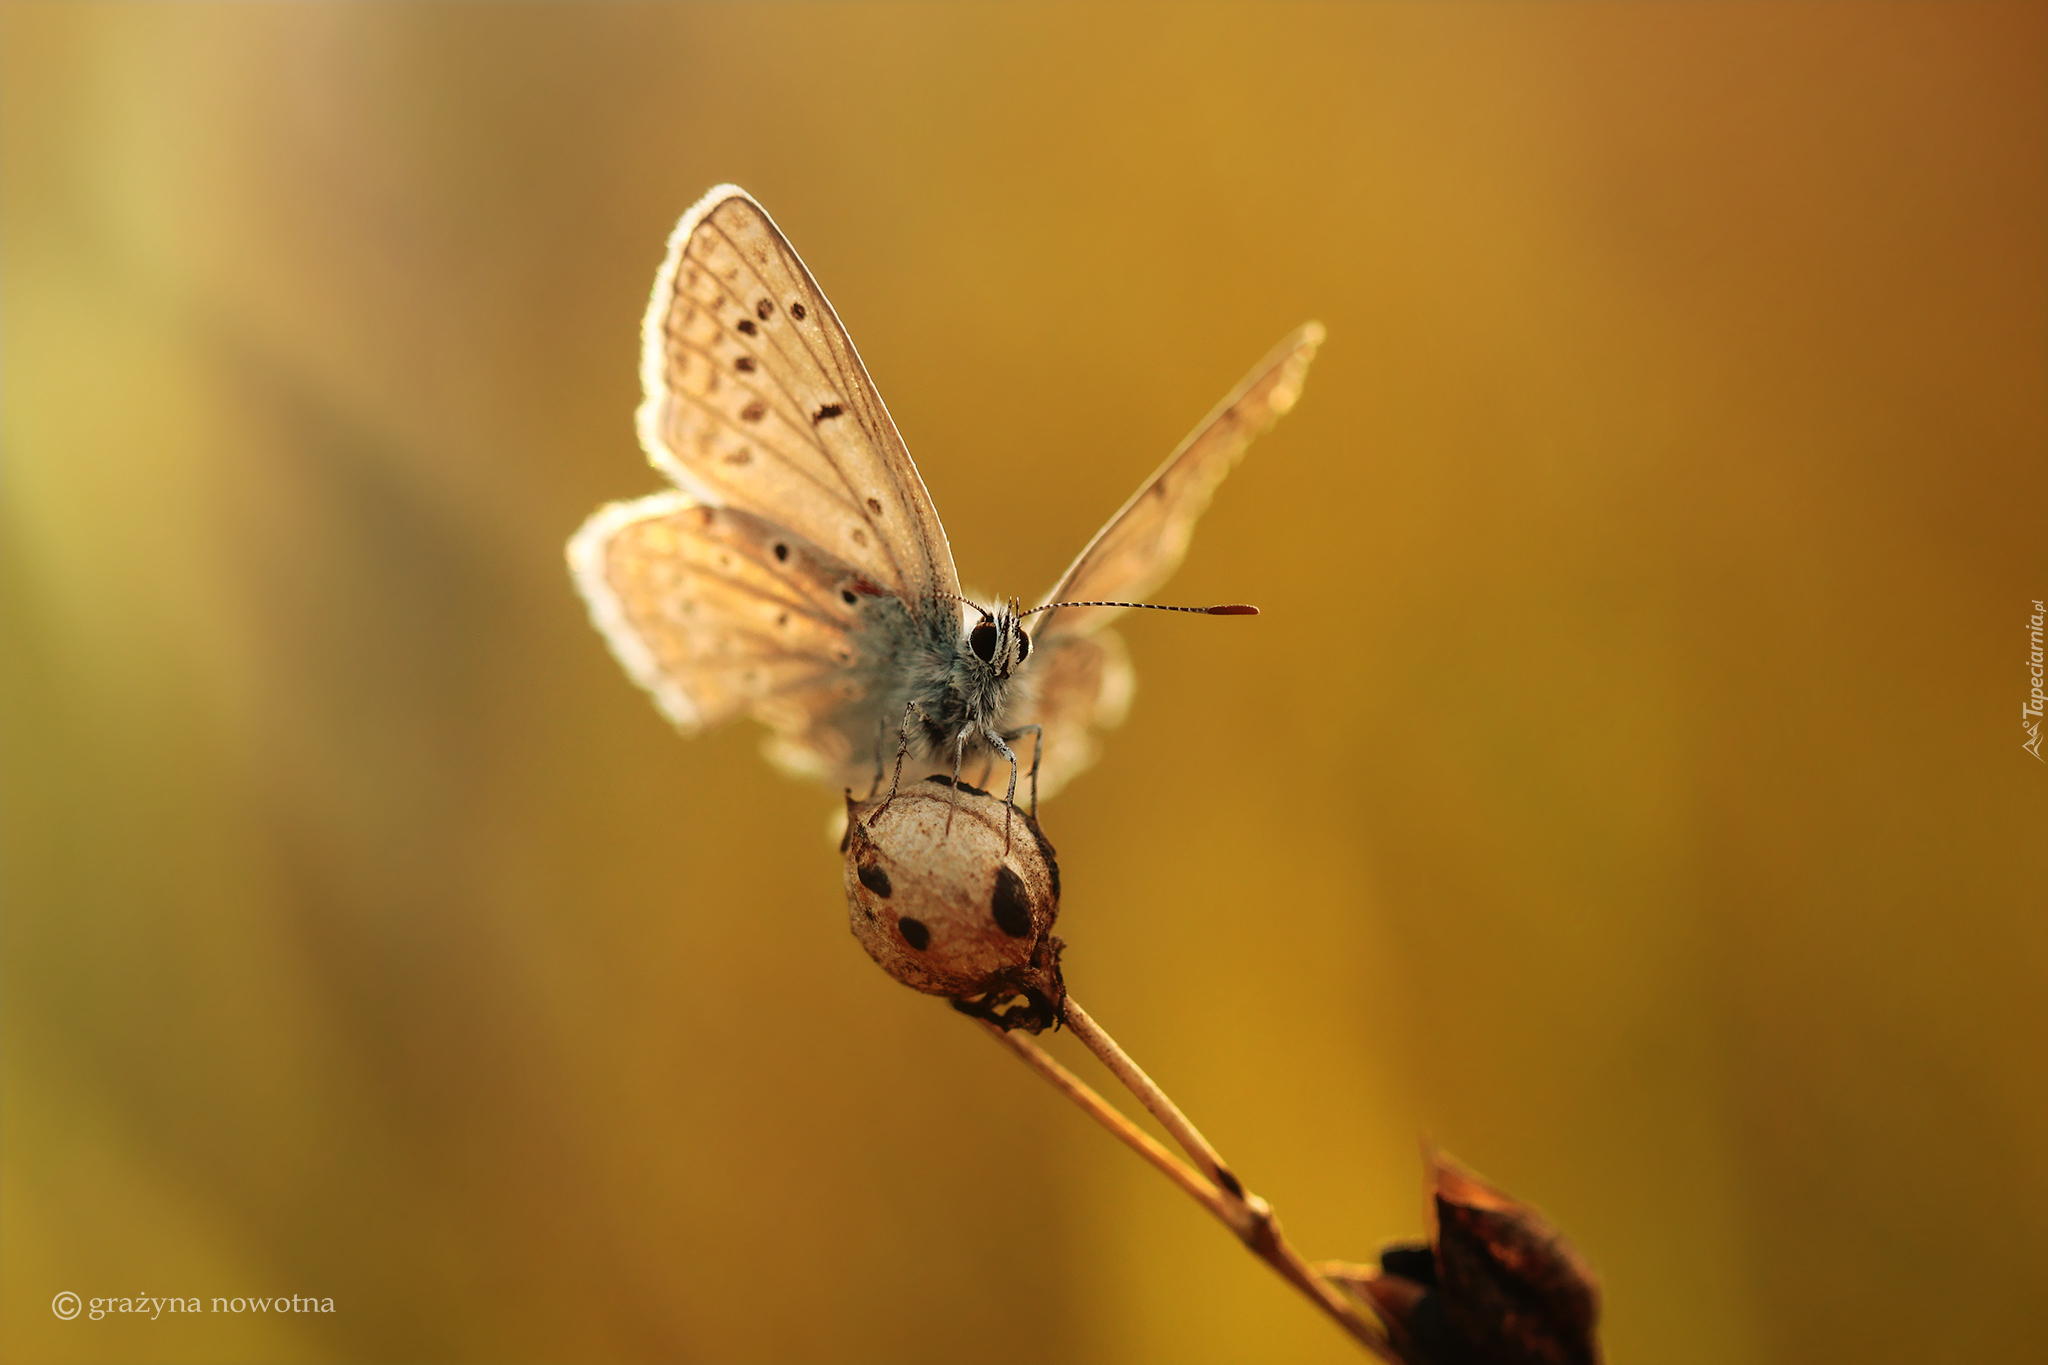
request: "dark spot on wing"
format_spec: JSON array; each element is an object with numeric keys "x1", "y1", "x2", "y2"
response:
[
  {"x1": 756, "y1": 298, "x2": 773, "y2": 320},
  {"x1": 991, "y1": 866, "x2": 1032, "y2": 938},
  {"x1": 851, "y1": 528, "x2": 868, "y2": 547},
  {"x1": 858, "y1": 863, "x2": 893, "y2": 898},
  {"x1": 790, "y1": 302, "x2": 807, "y2": 319},
  {"x1": 812, "y1": 404, "x2": 843, "y2": 424},
  {"x1": 736, "y1": 318, "x2": 757, "y2": 335},
  {"x1": 735, "y1": 356, "x2": 756, "y2": 372},
  {"x1": 898, "y1": 917, "x2": 930, "y2": 951},
  {"x1": 773, "y1": 542, "x2": 789, "y2": 562},
  {"x1": 866, "y1": 497, "x2": 883, "y2": 514},
  {"x1": 740, "y1": 400, "x2": 766, "y2": 422},
  {"x1": 722, "y1": 449, "x2": 751, "y2": 465},
  {"x1": 841, "y1": 589, "x2": 859, "y2": 605},
  {"x1": 776, "y1": 611, "x2": 788, "y2": 626}
]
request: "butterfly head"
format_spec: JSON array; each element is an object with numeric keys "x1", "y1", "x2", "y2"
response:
[{"x1": 966, "y1": 599, "x2": 1032, "y2": 680}]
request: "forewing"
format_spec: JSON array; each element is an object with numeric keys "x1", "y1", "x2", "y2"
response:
[
  {"x1": 1033, "y1": 322, "x2": 1324, "y2": 641},
  {"x1": 637, "y1": 185, "x2": 961, "y2": 620},
  {"x1": 567, "y1": 491, "x2": 878, "y2": 767}
]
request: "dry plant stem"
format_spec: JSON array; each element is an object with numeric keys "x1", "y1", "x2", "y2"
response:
[
  {"x1": 981, "y1": 1023, "x2": 1240, "y2": 1226},
  {"x1": 983, "y1": 1023, "x2": 1401, "y2": 1363},
  {"x1": 1061, "y1": 997, "x2": 1240, "y2": 1197}
]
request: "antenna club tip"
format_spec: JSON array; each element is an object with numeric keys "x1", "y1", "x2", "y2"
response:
[{"x1": 1206, "y1": 604, "x2": 1259, "y2": 616}]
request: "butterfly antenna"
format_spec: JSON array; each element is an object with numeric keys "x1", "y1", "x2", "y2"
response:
[
  {"x1": 937, "y1": 589, "x2": 993, "y2": 616},
  {"x1": 1019, "y1": 600, "x2": 1258, "y2": 618}
]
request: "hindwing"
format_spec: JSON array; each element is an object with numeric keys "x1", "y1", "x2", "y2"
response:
[{"x1": 568, "y1": 491, "x2": 883, "y2": 765}]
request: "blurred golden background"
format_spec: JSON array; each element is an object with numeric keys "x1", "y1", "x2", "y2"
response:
[{"x1": 3, "y1": 3, "x2": 2043, "y2": 1362}]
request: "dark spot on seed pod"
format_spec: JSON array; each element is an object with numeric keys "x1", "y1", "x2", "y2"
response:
[
  {"x1": 791, "y1": 302, "x2": 807, "y2": 319},
  {"x1": 866, "y1": 497, "x2": 882, "y2": 514},
  {"x1": 923, "y1": 775, "x2": 990, "y2": 798},
  {"x1": 858, "y1": 863, "x2": 893, "y2": 898},
  {"x1": 898, "y1": 917, "x2": 930, "y2": 951},
  {"x1": 740, "y1": 400, "x2": 766, "y2": 422},
  {"x1": 991, "y1": 866, "x2": 1033, "y2": 938},
  {"x1": 737, "y1": 318, "x2": 757, "y2": 335},
  {"x1": 735, "y1": 356, "x2": 756, "y2": 372},
  {"x1": 756, "y1": 298, "x2": 773, "y2": 320},
  {"x1": 841, "y1": 589, "x2": 858, "y2": 605},
  {"x1": 812, "y1": 403, "x2": 843, "y2": 424},
  {"x1": 773, "y1": 542, "x2": 789, "y2": 561}
]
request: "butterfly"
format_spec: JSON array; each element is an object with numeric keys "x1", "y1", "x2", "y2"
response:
[{"x1": 568, "y1": 184, "x2": 1322, "y2": 817}]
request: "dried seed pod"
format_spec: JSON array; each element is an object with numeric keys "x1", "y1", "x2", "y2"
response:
[
  {"x1": 842, "y1": 777, "x2": 1064, "y2": 1032},
  {"x1": 1323, "y1": 1150, "x2": 1602, "y2": 1365}
]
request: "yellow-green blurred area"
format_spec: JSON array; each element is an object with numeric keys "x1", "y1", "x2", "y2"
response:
[{"x1": 3, "y1": 2, "x2": 2043, "y2": 1361}]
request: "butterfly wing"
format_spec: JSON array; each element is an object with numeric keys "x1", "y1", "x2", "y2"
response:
[
  {"x1": 1006, "y1": 630, "x2": 1135, "y2": 805},
  {"x1": 1031, "y1": 322, "x2": 1324, "y2": 642},
  {"x1": 637, "y1": 185, "x2": 961, "y2": 621},
  {"x1": 568, "y1": 490, "x2": 899, "y2": 782}
]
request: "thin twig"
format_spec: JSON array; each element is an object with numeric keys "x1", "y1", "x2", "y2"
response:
[
  {"x1": 982, "y1": 1020, "x2": 1402, "y2": 1362},
  {"x1": 979, "y1": 1023, "x2": 1246, "y2": 1231},
  {"x1": 1062, "y1": 997, "x2": 1243, "y2": 1199}
]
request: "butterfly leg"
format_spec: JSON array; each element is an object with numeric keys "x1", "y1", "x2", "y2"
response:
[
  {"x1": 1001, "y1": 724, "x2": 1044, "y2": 820},
  {"x1": 878, "y1": 701, "x2": 934, "y2": 818},
  {"x1": 943, "y1": 729, "x2": 974, "y2": 835},
  {"x1": 982, "y1": 727, "x2": 1025, "y2": 852},
  {"x1": 865, "y1": 713, "x2": 891, "y2": 800}
]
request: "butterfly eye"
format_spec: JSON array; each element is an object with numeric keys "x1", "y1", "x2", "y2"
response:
[
  {"x1": 969, "y1": 620, "x2": 999, "y2": 663},
  {"x1": 1015, "y1": 629, "x2": 1031, "y2": 663}
]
